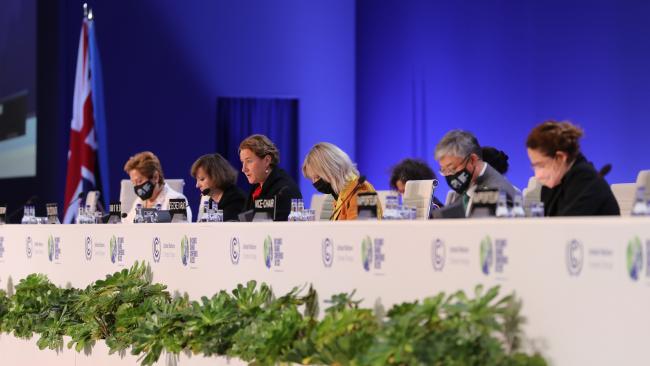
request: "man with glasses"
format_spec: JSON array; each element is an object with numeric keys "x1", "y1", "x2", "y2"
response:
[{"x1": 434, "y1": 130, "x2": 518, "y2": 217}]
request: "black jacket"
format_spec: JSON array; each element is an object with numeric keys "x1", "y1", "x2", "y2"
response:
[
  {"x1": 217, "y1": 185, "x2": 247, "y2": 222},
  {"x1": 541, "y1": 154, "x2": 620, "y2": 216},
  {"x1": 244, "y1": 167, "x2": 302, "y2": 221}
]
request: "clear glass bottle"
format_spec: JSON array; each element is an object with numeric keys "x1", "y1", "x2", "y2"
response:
[
  {"x1": 529, "y1": 201, "x2": 545, "y2": 217},
  {"x1": 631, "y1": 186, "x2": 648, "y2": 216},
  {"x1": 21, "y1": 205, "x2": 33, "y2": 224},
  {"x1": 495, "y1": 191, "x2": 510, "y2": 218},
  {"x1": 200, "y1": 201, "x2": 210, "y2": 222},
  {"x1": 297, "y1": 199, "x2": 305, "y2": 221},
  {"x1": 511, "y1": 193, "x2": 526, "y2": 218},
  {"x1": 29, "y1": 206, "x2": 38, "y2": 224},
  {"x1": 288, "y1": 199, "x2": 300, "y2": 222},
  {"x1": 214, "y1": 209, "x2": 224, "y2": 222}
]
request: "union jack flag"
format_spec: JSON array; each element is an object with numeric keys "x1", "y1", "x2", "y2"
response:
[{"x1": 63, "y1": 11, "x2": 110, "y2": 223}]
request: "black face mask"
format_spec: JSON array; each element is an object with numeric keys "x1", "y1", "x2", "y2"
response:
[
  {"x1": 445, "y1": 169, "x2": 472, "y2": 194},
  {"x1": 445, "y1": 158, "x2": 475, "y2": 194},
  {"x1": 313, "y1": 178, "x2": 337, "y2": 199},
  {"x1": 134, "y1": 180, "x2": 155, "y2": 200}
]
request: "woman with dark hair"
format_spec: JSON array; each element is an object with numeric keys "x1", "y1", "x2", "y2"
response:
[
  {"x1": 526, "y1": 120, "x2": 619, "y2": 216},
  {"x1": 389, "y1": 158, "x2": 443, "y2": 207},
  {"x1": 239, "y1": 134, "x2": 302, "y2": 221},
  {"x1": 481, "y1": 146, "x2": 509, "y2": 175},
  {"x1": 191, "y1": 153, "x2": 246, "y2": 222}
]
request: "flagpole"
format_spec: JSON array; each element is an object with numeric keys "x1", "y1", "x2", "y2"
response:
[{"x1": 64, "y1": 2, "x2": 108, "y2": 223}]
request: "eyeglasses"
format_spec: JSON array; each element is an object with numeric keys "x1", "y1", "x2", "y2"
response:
[{"x1": 439, "y1": 155, "x2": 471, "y2": 176}]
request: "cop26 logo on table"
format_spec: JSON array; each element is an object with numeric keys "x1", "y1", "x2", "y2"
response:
[
  {"x1": 264, "y1": 235, "x2": 273, "y2": 269},
  {"x1": 627, "y1": 236, "x2": 643, "y2": 281},
  {"x1": 110, "y1": 236, "x2": 117, "y2": 263},
  {"x1": 362, "y1": 236, "x2": 373, "y2": 272},
  {"x1": 180, "y1": 236, "x2": 189, "y2": 266},
  {"x1": 480, "y1": 236, "x2": 493, "y2": 275}
]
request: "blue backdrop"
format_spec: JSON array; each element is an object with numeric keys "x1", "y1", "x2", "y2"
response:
[
  {"x1": 216, "y1": 97, "x2": 300, "y2": 190},
  {"x1": 2, "y1": 0, "x2": 649, "y2": 217},
  {"x1": 356, "y1": 0, "x2": 650, "y2": 192}
]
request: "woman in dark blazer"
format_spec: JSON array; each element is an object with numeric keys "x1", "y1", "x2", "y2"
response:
[
  {"x1": 239, "y1": 134, "x2": 302, "y2": 221},
  {"x1": 191, "y1": 153, "x2": 246, "y2": 222},
  {"x1": 526, "y1": 120, "x2": 620, "y2": 216}
]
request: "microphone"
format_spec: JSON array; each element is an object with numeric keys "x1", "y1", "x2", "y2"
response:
[
  {"x1": 273, "y1": 185, "x2": 290, "y2": 221},
  {"x1": 598, "y1": 164, "x2": 612, "y2": 178},
  {"x1": 201, "y1": 188, "x2": 211, "y2": 196}
]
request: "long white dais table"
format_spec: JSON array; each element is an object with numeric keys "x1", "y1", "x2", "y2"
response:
[{"x1": 0, "y1": 218, "x2": 649, "y2": 365}]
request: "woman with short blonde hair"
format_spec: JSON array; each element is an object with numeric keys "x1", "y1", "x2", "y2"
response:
[
  {"x1": 302, "y1": 142, "x2": 359, "y2": 194},
  {"x1": 303, "y1": 142, "x2": 382, "y2": 220}
]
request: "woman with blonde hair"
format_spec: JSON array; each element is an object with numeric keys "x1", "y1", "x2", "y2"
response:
[{"x1": 302, "y1": 142, "x2": 382, "y2": 220}]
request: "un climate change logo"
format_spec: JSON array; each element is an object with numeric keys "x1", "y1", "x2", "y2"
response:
[
  {"x1": 110, "y1": 236, "x2": 117, "y2": 263},
  {"x1": 322, "y1": 238, "x2": 334, "y2": 268},
  {"x1": 180, "y1": 236, "x2": 189, "y2": 266},
  {"x1": 566, "y1": 239, "x2": 584, "y2": 276},
  {"x1": 152, "y1": 237, "x2": 161, "y2": 263},
  {"x1": 230, "y1": 237, "x2": 240, "y2": 265},
  {"x1": 480, "y1": 236, "x2": 493, "y2": 275},
  {"x1": 362, "y1": 236, "x2": 373, "y2": 272},
  {"x1": 431, "y1": 239, "x2": 446, "y2": 271},
  {"x1": 627, "y1": 236, "x2": 643, "y2": 281},
  {"x1": 25, "y1": 236, "x2": 33, "y2": 258},
  {"x1": 85, "y1": 236, "x2": 93, "y2": 260},
  {"x1": 264, "y1": 235, "x2": 273, "y2": 269}
]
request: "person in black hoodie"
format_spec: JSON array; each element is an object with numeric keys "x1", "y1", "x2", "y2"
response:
[
  {"x1": 239, "y1": 134, "x2": 302, "y2": 221},
  {"x1": 526, "y1": 120, "x2": 620, "y2": 216},
  {"x1": 191, "y1": 153, "x2": 246, "y2": 222}
]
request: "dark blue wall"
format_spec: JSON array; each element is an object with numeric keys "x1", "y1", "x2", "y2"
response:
[
  {"x1": 55, "y1": 0, "x2": 355, "y2": 212},
  {"x1": 357, "y1": 0, "x2": 650, "y2": 192}
]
